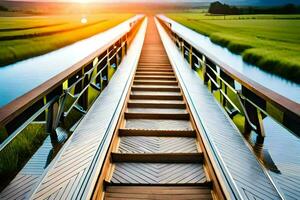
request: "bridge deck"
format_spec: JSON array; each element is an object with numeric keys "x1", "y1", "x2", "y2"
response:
[
  {"x1": 1, "y1": 16, "x2": 287, "y2": 200},
  {"x1": 101, "y1": 17, "x2": 214, "y2": 199}
]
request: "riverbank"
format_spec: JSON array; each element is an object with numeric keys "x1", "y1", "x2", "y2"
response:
[
  {"x1": 166, "y1": 13, "x2": 300, "y2": 83},
  {"x1": 0, "y1": 13, "x2": 132, "y2": 67}
]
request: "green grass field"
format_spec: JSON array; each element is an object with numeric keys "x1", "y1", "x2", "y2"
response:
[
  {"x1": 0, "y1": 13, "x2": 132, "y2": 66},
  {"x1": 166, "y1": 13, "x2": 300, "y2": 83}
]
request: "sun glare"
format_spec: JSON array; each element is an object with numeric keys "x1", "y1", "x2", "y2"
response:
[
  {"x1": 81, "y1": 17, "x2": 88, "y2": 24},
  {"x1": 75, "y1": 0, "x2": 91, "y2": 4}
]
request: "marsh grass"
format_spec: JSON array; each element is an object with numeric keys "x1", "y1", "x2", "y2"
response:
[
  {"x1": 0, "y1": 14, "x2": 132, "y2": 66},
  {"x1": 0, "y1": 123, "x2": 46, "y2": 191},
  {"x1": 167, "y1": 13, "x2": 300, "y2": 83}
]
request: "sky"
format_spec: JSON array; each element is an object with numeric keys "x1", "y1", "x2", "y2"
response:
[{"x1": 5, "y1": 0, "x2": 300, "y2": 5}]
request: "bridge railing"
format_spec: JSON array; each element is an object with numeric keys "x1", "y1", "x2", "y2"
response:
[
  {"x1": 0, "y1": 16, "x2": 144, "y2": 156},
  {"x1": 157, "y1": 16, "x2": 300, "y2": 145}
]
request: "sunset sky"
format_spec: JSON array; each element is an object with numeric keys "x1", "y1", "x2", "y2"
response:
[{"x1": 5, "y1": 0, "x2": 300, "y2": 5}]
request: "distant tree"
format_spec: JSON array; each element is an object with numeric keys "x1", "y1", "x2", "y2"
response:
[
  {"x1": 208, "y1": 2, "x2": 300, "y2": 15},
  {"x1": 282, "y1": 4, "x2": 298, "y2": 14},
  {"x1": 208, "y1": 1, "x2": 224, "y2": 14},
  {"x1": 208, "y1": 1, "x2": 239, "y2": 15},
  {"x1": 0, "y1": 5, "x2": 8, "y2": 11}
]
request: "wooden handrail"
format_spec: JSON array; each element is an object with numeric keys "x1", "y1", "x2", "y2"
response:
[
  {"x1": 157, "y1": 15, "x2": 300, "y2": 138},
  {"x1": 0, "y1": 16, "x2": 145, "y2": 151},
  {"x1": 0, "y1": 16, "x2": 143, "y2": 128}
]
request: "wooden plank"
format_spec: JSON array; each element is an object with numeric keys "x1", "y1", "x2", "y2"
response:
[
  {"x1": 124, "y1": 112, "x2": 190, "y2": 120},
  {"x1": 118, "y1": 129, "x2": 196, "y2": 137},
  {"x1": 127, "y1": 102, "x2": 185, "y2": 109},
  {"x1": 110, "y1": 163, "x2": 207, "y2": 184},
  {"x1": 118, "y1": 136, "x2": 199, "y2": 154},
  {"x1": 131, "y1": 85, "x2": 180, "y2": 92},
  {"x1": 106, "y1": 186, "x2": 211, "y2": 194},
  {"x1": 136, "y1": 68, "x2": 173, "y2": 72},
  {"x1": 134, "y1": 76, "x2": 176, "y2": 81},
  {"x1": 111, "y1": 152, "x2": 203, "y2": 163},
  {"x1": 135, "y1": 72, "x2": 174, "y2": 76},
  {"x1": 133, "y1": 80, "x2": 178, "y2": 86},
  {"x1": 130, "y1": 94, "x2": 182, "y2": 100}
]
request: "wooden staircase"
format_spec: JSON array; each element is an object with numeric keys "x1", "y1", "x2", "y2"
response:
[{"x1": 93, "y1": 17, "x2": 221, "y2": 200}]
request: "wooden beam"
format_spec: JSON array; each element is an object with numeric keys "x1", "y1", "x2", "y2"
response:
[
  {"x1": 118, "y1": 129, "x2": 196, "y2": 137},
  {"x1": 111, "y1": 152, "x2": 203, "y2": 163},
  {"x1": 130, "y1": 94, "x2": 182, "y2": 100},
  {"x1": 128, "y1": 102, "x2": 185, "y2": 109},
  {"x1": 124, "y1": 112, "x2": 190, "y2": 120}
]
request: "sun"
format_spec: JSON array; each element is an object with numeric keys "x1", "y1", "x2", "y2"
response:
[
  {"x1": 75, "y1": 0, "x2": 92, "y2": 3},
  {"x1": 81, "y1": 17, "x2": 88, "y2": 24}
]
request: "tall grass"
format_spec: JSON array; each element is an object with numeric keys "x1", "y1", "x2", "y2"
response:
[
  {"x1": 0, "y1": 123, "x2": 46, "y2": 191},
  {"x1": 0, "y1": 14, "x2": 132, "y2": 67},
  {"x1": 167, "y1": 13, "x2": 300, "y2": 83}
]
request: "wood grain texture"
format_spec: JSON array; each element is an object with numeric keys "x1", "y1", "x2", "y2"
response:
[
  {"x1": 105, "y1": 186, "x2": 213, "y2": 200},
  {"x1": 111, "y1": 163, "x2": 207, "y2": 184},
  {"x1": 103, "y1": 16, "x2": 212, "y2": 199}
]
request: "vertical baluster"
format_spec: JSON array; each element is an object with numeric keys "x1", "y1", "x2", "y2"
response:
[
  {"x1": 47, "y1": 100, "x2": 59, "y2": 143},
  {"x1": 220, "y1": 71, "x2": 236, "y2": 117},
  {"x1": 202, "y1": 55, "x2": 209, "y2": 85},
  {"x1": 242, "y1": 86, "x2": 265, "y2": 144},
  {"x1": 81, "y1": 67, "x2": 90, "y2": 111},
  {"x1": 189, "y1": 46, "x2": 193, "y2": 69}
]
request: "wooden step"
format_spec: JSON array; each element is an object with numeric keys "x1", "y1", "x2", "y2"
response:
[
  {"x1": 136, "y1": 72, "x2": 174, "y2": 76},
  {"x1": 128, "y1": 101, "x2": 186, "y2": 109},
  {"x1": 111, "y1": 153, "x2": 203, "y2": 163},
  {"x1": 133, "y1": 80, "x2": 178, "y2": 86},
  {"x1": 118, "y1": 136, "x2": 200, "y2": 154},
  {"x1": 130, "y1": 94, "x2": 183, "y2": 100},
  {"x1": 136, "y1": 65, "x2": 171, "y2": 68},
  {"x1": 138, "y1": 61, "x2": 170, "y2": 63},
  {"x1": 105, "y1": 182, "x2": 212, "y2": 187},
  {"x1": 137, "y1": 68, "x2": 173, "y2": 72},
  {"x1": 124, "y1": 112, "x2": 190, "y2": 120},
  {"x1": 104, "y1": 186, "x2": 213, "y2": 200},
  {"x1": 138, "y1": 63, "x2": 171, "y2": 66},
  {"x1": 135, "y1": 76, "x2": 176, "y2": 81},
  {"x1": 118, "y1": 129, "x2": 196, "y2": 137},
  {"x1": 110, "y1": 163, "x2": 208, "y2": 185},
  {"x1": 131, "y1": 85, "x2": 180, "y2": 92}
]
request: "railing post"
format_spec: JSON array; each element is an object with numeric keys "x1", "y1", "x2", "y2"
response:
[
  {"x1": 181, "y1": 40, "x2": 185, "y2": 57},
  {"x1": 202, "y1": 55, "x2": 209, "y2": 85},
  {"x1": 189, "y1": 46, "x2": 193, "y2": 69},
  {"x1": 244, "y1": 100, "x2": 265, "y2": 144},
  {"x1": 241, "y1": 85, "x2": 265, "y2": 145},
  {"x1": 81, "y1": 68, "x2": 89, "y2": 111},
  {"x1": 47, "y1": 100, "x2": 59, "y2": 143},
  {"x1": 220, "y1": 71, "x2": 236, "y2": 117}
]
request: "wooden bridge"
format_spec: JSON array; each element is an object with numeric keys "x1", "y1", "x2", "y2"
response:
[{"x1": 0, "y1": 16, "x2": 299, "y2": 200}]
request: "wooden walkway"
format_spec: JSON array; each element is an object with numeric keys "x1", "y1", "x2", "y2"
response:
[
  {"x1": 1, "y1": 16, "x2": 289, "y2": 200},
  {"x1": 92, "y1": 17, "x2": 221, "y2": 200}
]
